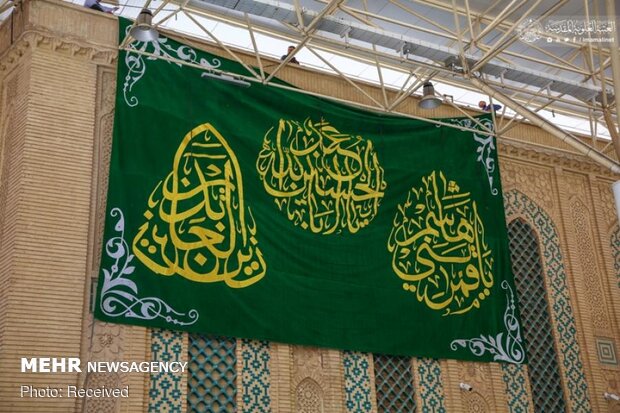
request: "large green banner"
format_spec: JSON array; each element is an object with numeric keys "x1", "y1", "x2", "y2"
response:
[{"x1": 95, "y1": 19, "x2": 525, "y2": 363}]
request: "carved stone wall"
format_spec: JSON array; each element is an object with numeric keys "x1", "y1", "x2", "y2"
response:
[
  {"x1": 558, "y1": 172, "x2": 618, "y2": 412},
  {"x1": 0, "y1": 61, "x2": 28, "y2": 409},
  {"x1": 602, "y1": 223, "x2": 620, "y2": 411},
  {"x1": 77, "y1": 65, "x2": 150, "y2": 413},
  {"x1": 2, "y1": 1, "x2": 620, "y2": 413},
  {"x1": 0, "y1": 68, "x2": 17, "y2": 360},
  {"x1": 291, "y1": 345, "x2": 345, "y2": 413},
  {"x1": 457, "y1": 362, "x2": 495, "y2": 413},
  {"x1": 0, "y1": 29, "x2": 103, "y2": 412},
  {"x1": 564, "y1": 174, "x2": 613, "y2": 334}
]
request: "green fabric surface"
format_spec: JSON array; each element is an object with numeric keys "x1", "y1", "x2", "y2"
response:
[{"x1": 95, "y1": 18, "x2": 525, "y2": 363}]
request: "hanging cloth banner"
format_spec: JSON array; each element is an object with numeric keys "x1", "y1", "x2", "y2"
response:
[{"x1": 95, "y1": 18, "x2": 525, "y2": 364}]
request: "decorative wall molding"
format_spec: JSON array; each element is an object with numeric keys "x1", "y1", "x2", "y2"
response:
[
  {"x1": 79, "y1": 66, "x2": 125, "y2": 413},
  {"x1": 81, "y1": 321, "x2": 127, "y2": 413},
  {"x1": 596, "y1": 337, "x2": 618, "y2": 366},
  {"x1": 560, "y1": 172, "x2": 620, "y2": 411},
  {"x1": 292, "y1": 346, "x2": 326, "y2": 412},
  {"x1": 296, "y1": 377, "x2": 324, "y2": 413},
  {"x1": 498, "y1": 138, "x2": 617, "y2": 177},
  {"x1": 596, "y1": 182, "x2": 617, "y2": 230},
  {"x1": 239, "y1": 339, "x2": 272, "y2": 413},
  {"x1": 0, "y1": 69, "x2": 18, "y2": 265},
  {"x1": 463, "y1": 392, "x2": 490, "y2": 413},
  {"x1": 504, "y1": 189, "x2": 592, "y2": 413},
  {"x1": 568, "y1": 195, "x2": 612, "y2": 333},
  {"x1": 0, "y1": 26, "x2": 116, "y2": 73},
  {"x1": 415, "y1": 358, "x2": 447, "y2": 412},
  {"x1": 458, "y1": 362, "x2": 495, "y2": 412},
  {"x1": 501, "y1": 363, "x2": 532, "y2": 413},
  {"x1": 500, "y1": 160, "x2": 555, "y2": 212},
  {"x1": 291, "y1": 346, "x2": 345, "y2": 413},
  {"x1": 611, "y1": 225, "x2": 620, "y2": 291},
  {"x1": 148, "y1": 329, "x2": 186, "y2": 413},
  {"x1": 0, "y1": 71, "x2": 10, "y2": 355},
  {"x1": 293, "y1": 346, "x2": 326, "y2": 389},
  {"x1": 343, "y1": 351, "x2": 374, "y2": 413}
]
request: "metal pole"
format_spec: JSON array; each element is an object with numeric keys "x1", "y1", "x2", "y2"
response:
[
  {"x1": 471, "y1": 0, "x2": 546, "y2": 72},
  {"x1": 264, "y1": 0, "x2": 343, "y2": 83},
  {"x1": 305, "y1": 45, "x2": 386, "y2": 108},
  {"x1": 605, "y1": 0, "x2": 620, "y2": 138},
  {"x1": 470, "y1": 0, "x2": 520, "y2": 44},
  {"x1": 469, "y1": 76, "x2": 620, "y2": 174}
]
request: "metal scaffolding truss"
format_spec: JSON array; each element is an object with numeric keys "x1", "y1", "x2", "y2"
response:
[{"x1": 111, "y1": 0, "x2": 620, "y2": 171}]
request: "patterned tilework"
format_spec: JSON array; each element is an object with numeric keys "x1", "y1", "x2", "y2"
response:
[
  {"x1": 503, "y1": 190, "x2": 591, "y2": 413},
  {"x1": 595, "y1": 337, "x2": 618, "y2": 365},
  {"x1": 416, "y1": 358, "x2": 446, "y2": 413},
  {"x1": 187, "y1": 335, "x2": 237, "y2": 413},
  {"x1": 343, "y1": 351, "x2": 373, "y2": 413},
  {"x1": 508, "y1": 219, "x2": 566, "y2": 412},
  {"x1": 374, "y1": 354, "x2": 416, "y2": 413},
  {"x1": 148, "y1": 329, "x2": 185, "y2": 413},
  {"x1": 240, "y1": 339, "x2": 271, "y2": 413},
  {"x1": 611, "y1": 226, "x2": 620, "y2": 289},
  {"x1": 501, "y1": 363, "x2": 530, "y2": 413}
]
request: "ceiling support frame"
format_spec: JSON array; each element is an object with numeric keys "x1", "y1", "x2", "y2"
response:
[
  {"x1": 372, "y1": 45, "x2": 389, "y2": 108},
  {"x1": 182, "y1": 0, "x2": 612, "y2": 88},
  {"x1": 119, "y1": 45, "x2": 504, "y2": 138},
  {"x1": 469, "y1": 0, "x2": 520, "y2": 45},
  {"x1": 180, "y1": 1, "x2": 613, "y2": 128},
  {"x1": 469, "y1": 76, "x2": 620, "y2": 173},
  {"x1": 305, "y1": 45, "x2": 386, "y2": 109},
  {"x1": 604, "y1": 0, "x2": 620, "y2": 140},
  {"x1": 471, "y1": 0, "x2": 562, "y2": 72},
  {"x1": 264, "y1": 0, "x2": 343, "y2": 83},
  {"x1": 153, "y1": 1, "x2": 186, "y2": 29},
  {"x1": 388, "y1": 73, "x2": 428, "y2": 112},
  {"x1": 183, "y1": 10, "x2": 261, "y2": 79},
  {"x1": 115, "y1": 0, "x2": 618, "y2": 171},
  {"x1": 245, "y1": 13, "x2": 265, "y2": 81},
  {"x1": 195, "y1": 0, "x2": 616, "y2": 132}
]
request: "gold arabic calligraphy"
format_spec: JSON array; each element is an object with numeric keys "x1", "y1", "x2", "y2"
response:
[
  {"x1": 256, "y1": 118, "x2": 386, "y2": 234},
  {"x1": 132, "y1": 123, "x2": 266, "y2": 288},
  {"x1": 387, "y1": 171, "x2": 494, "y2": 315}
]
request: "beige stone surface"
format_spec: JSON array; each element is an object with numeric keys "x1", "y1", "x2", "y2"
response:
[
  {"x1": 0, "y1": 36, "x2": 97, "y2": 413},
  {"x1": 0, "y1": 0, "x2": 619, "y2": 412}
]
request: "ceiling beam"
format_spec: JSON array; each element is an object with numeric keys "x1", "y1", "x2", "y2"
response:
[
  {"x1": 172, "y1": 1, "x2": 614, "y2": 137},
  {"x1": 604, "y1": 0, "x2": 620, "y2": 145},
  {"x1": 264, "y1": 0, "x2": 343, "y2": 82},
  {"x1": 471, "y1": 0, "x2": 566, "y2": 72},
  {"x1": 469, "y1": 76, "x2": 620, "y2": 173}
]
